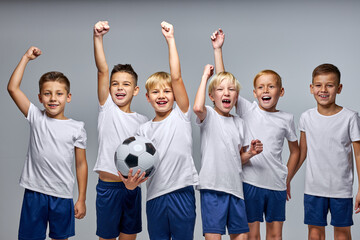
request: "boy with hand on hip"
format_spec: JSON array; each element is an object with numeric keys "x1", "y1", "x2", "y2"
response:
[
  {"x1": 137, "y1": 21, "x2": 199, "y2": 240},
  {"x1": 93, "y1": 21, "x2": 148, "y2": 240},
  {"x1": 193, "y1": 64, "x2": 263, "y2": 240},
  {"x1": 8, "y1": 46, "x2": 88, "y2": 240},
  {"x1": 296, "y1": 63, "x2": 360, "y2": 240},
  {"x1": 211, "y1": 29, "x2": 300, "y2": 240}
]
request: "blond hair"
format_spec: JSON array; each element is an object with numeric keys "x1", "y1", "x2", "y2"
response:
[
  {"x1": 253, "y1": 70, "x2": 282, "y2": 88},
  {"x1": 208, "y1": 72, "x2": 241, "y2": 94},
  {"x1": 145, "y1": 72, "x2": 172, "y2": 92}
]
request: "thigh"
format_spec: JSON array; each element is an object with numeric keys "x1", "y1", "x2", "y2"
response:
[
  {"x1": 48, "y1": 196, "x2": 75, "y2": 240},
  {"x1": 265, "y1": 221, "x2": 283, "y2": 239},
  {"x1": 329, "y1": 198, "x2": 353, "y2": 227},
  {"x1": 168, "y1": 187, "x2": 196, "y2": 240},
  {"x1": 146, "y1": 195, "x2": 170, "y2": 240},
  {"x1": 265, "y1": 189, "x2": 286, "y2": 222},
  {"x1": 304, "y1": 194, "x2": 328, "y2": 226},
  {"x1": 247, "y1": 221, "x2": 260, "y2": 240},
  {"x1": 243, "y1": 183, "x2": 265, "y2": 223},
  {"x1": 200, "y1": 190, "x2": 228, "y2": 235},
  {"x1": 18, "y1": 189, "x2": 48, "y2": 240},
  {"x1": 228, "y1": 195, "x2": 249, "y2": 235}
]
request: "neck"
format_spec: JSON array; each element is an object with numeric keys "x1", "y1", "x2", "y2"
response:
[
  {"x1": 153, "y1": 109, "x2": 172, "y2": 122},
  {"x1": 119, "y1": 104, "x2": 132, "y2": 113},
  {"x1": 317, "y1": 103, "x2": 342, "y2": 116}
]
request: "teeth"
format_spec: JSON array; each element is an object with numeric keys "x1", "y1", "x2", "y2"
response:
[
  {"x1": 262, "y1": 97, "x2": 271, "y2": 100},
  {"x1": 222, "y1": 100, "x2": 230, "y2": 103}
]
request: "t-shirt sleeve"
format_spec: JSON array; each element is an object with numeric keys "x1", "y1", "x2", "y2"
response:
[
  {"x1": 74, "y1": 122, "x2": 87, "y2": 149},
  {"x1": 26, "y1": 103, "x2": 42, "y2": 124},
  {"x1": 298, "y1": 112, "x2": 306, "y2": 132},
  {"x1": 196, "y1": 105, "x2": 211, "y2": 127},
  {"x1": 286, "y1": 115, "x2": 298, "y2": 142},
  {"x1": 236, "y1": 95, "x2": 253, "y2": 117},
  {"x1": 99, "y1": 94, "x2": 113, "y2": 112},
  {"x1": 175, "y1": 103, "x2": 191, "y2": 122},
  {"x1": 349, "y1": 112, "x2": 360, "y2": 142}
]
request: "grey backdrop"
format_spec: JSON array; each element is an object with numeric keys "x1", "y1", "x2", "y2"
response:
[{"x1": 1, "y1": 0, "x2": 360, "y2": 239}]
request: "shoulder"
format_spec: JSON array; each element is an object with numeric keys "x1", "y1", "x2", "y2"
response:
[{"x1": 300, "y1": 108, "x2": 316, "y2": 119}]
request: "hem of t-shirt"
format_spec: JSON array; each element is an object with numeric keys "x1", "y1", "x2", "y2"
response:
[
  {"x1": 20, "y1": 184, "x2": 73, "y2": 199},
  {"x1": 304, "y1": 191, "x2": 353, "y2": 199},
  {"x1": 93, "y1": 166, "x2": 118, "y2": 176},
  {"x1": 147, "y1": 183, "x2": 197, "y2": 201},
  {"x1": 196, "y1": 185, "x2": 244, "y2": 200},
  {"x1": 243, "y1": 180, "x2": 287, "y2": 191}
]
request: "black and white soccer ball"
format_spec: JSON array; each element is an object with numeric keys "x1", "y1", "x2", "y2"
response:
[{"x1": 115, "y1": 136, "x2": 158, "y2": 178}]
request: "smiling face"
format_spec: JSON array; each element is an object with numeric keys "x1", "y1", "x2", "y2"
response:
[
  {"x1": 110, "y1": 72, "x2": 139, "y2": 112},
  {"x1": 253, "y1": 74, "x2": 284, "y2": 112},
  {"x1": 38, "y1": 81, "x2": 71, "y2": 119},
  {"x1": 310, "y1": 73, "x2": 342, "y2": 109},
  {"x1": 146, "y1": 82, "x2": 174, "y2": 120},
  {"x1": 209, "y1": 78, "x2": 238, "y2": 117}
]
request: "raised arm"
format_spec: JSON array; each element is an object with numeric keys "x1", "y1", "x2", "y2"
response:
[
  {"x1": 211, "y1": 28, "x2": 225, "y2": 73},
  {"x1": 74, "y1": 147, "x2": 88, "y2": 219},
  {"x1": 161, "y1": 21, "x2": 189, "y2": 113},
  {"x1": 353, "y1": 141, "x2": 360, "y2": 214},
  {"x1": 193, "y1": 64, "x2": 214, "y2": 122},
  {"x1": 285, "y1": 140, "x2": 300, "y2": 200},
  {"x1": 240, "y1": 139, "x2": 263, "y2": 164},
  {"x1": 93, "y1": 20, "x2": 110, "y2": 105},
  {"x1": 8, "y1": 47, "x2": 42, "y2": 117}
]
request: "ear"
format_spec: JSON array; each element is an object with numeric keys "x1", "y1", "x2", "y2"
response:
[
  {"x1": 67, "y1": 93, "x2": 72, "y2": 103},
  {"x1": 208, "y1": 92, "x2": 215, "y2": 102},
  {"x1": 280, "y1": 87, "x2": 285, "y2": 97},
  {"x1": 146, "y1": 92, "x2": 150, "y2": 103},
  {"x1": 337, "y1": 84, "x2": 343, "y2": 94},
  {"x1": 133, "y1": 86, "x2": 140, "y2": 96},
  {"x1": 253, "y1": 89, "x2": 257, "y2": 99},
  {"x1": 310, "y1": 84, "x2": 314, "y2": 94},
  {"x1": 38, "y1": 93, "x2": 43, "y2": 103}
]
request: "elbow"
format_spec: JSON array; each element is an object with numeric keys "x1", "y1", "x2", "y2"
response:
[{"x1": 193, "y1": 105, "x2": 204, "y2": 115}]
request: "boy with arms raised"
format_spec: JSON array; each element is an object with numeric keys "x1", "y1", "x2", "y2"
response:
[
  {"x1": 296, "y1": 64, "x2": 360, "y2": 240},
  {"x1": 137, "y1": 21, "x2": 199, "y2": 240},
  {"x1": 8, "y1": 47, "x2": 88, "y2": 240},
  {"x1": 211, "y1": 29, "x2": 300, "y2": 240},
  {"x1": 194, "y1": 64, "x2": 263, "y2": 240},
  {"x1": 93, "y1": 21, "x2": 148, "y2": 240}
]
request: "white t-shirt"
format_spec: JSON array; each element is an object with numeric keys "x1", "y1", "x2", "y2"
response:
[
  {"x1": 196, "y1": 106, "x2": 248, "y2": 199},
  {"x1": 93, "y1": 94, "x2": 148, "y2": 175},
  {"x1": 20, "y1": 103, "x2": 87, "y2": 199},
  {"x1": 237, "y1": 96, "x2": 297, "y2": 191},
  {"x1": 299, "y1": 107, "x2": 360, "y2": 198},
  {"x1": 137, "y1": 104, "x2": 199, "y2": 201}
]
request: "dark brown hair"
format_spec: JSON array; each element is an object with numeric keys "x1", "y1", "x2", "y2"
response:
[
  {"x1": 111, "y1": 64, "x2": 138, "y2": 86},
  {"x1": 312, "y1": 64, "x2": 341, "y2": 84},
  {"x1": 39, "y1": 71, "x2": 70, "y2": 93}
]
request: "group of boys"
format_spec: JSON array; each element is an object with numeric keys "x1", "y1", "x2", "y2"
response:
[{"x1": 7, "y1": 20, "x2": 360, "y2": 240}]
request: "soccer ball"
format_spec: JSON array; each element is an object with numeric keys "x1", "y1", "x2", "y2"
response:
[{"x1": 115, "y1": 136, "x2": 159, "y2": 178}]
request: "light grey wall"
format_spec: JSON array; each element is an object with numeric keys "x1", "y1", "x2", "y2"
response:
[{"x1": 1, "y1": 0, "x2": 360, "y2": 239}]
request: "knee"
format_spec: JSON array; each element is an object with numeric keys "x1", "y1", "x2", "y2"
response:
[{"x1": 267, "y1": 232, "x2": 282, "y2": 240}]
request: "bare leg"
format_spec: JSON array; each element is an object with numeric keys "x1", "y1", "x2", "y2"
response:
[
  {"x1": 248, "y1": 221, "x2": 261, "y2": 240},
  {"x1": 265, "y1": 221, "x2": 283, "y2": 240},
  {"x1": 205, "y1": 233, "x2": 221, "y2": 240},
  {"x1": 230, "y1": 233, "x2": 249, "y2": 240},
  {"x1": 308, "y1": 225, "x2": 325, "y2": 240},
  {"x1": 334, "y1": 226, "x2": 351, "y2": 240}
]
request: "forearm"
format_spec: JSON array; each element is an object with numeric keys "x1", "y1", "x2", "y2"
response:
[
  {"x1": 8, "y1": 55, "x2": 30, "y2": 93},
  {"x1": 167, "y1": 37, "x2": 181, "y2": 81},
  {"x1": 286, "y1": 151, "x2": 300, "y2": 184},
  {"x1": 75, "y1": 149, "x2": 88, "y2": 202},
  {"x1": 214, "y1": 48, "x2": 225, "y2": 73},
  {"x1": 93, "y1": 35, "x2": 109, "y2": 74},
  {"x1": 240, "y1": 149, "x2": 255, "y2": 165},
  {"x1": 193, "y1": 76, "x2": 208, "y2": 117}
]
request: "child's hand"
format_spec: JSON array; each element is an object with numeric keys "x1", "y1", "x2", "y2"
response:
[
  {"x1": 249, "y1": 139, "x2": 263, "y2": 156},
  {"x1": 94, "y1": 21, "x2": 110, "y2": 37},
  {"x1": 355, "y1": 191, "x2": 360, "y2": 214},
  {"x1": 118, "y1": 169, "x2": 148, "y2": 190},
  {"x1": 211, "y1": 28, "x2": 225, "y2": 50},
  {"x1": 203, "y1": 64, "x2": 214, "y2": 80},
  {"x1": 161, "y1": 21, "x2": 174, "y2": 39},
  {"x1": 25, "y1": 47, "x2": 41, "y2": 61},
  {"x1": 74, "y1": 200, "x2": 86, "y2": 219}
]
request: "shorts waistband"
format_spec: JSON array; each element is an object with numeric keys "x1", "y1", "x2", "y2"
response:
[{"x1": 97, "y1": 178, "x2": 126, "y2": 189}]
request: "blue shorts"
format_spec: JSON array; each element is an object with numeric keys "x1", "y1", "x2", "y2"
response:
[
  {"x1": 243, "y1": 182, "x2": 286, "y2": 223},
  {"x1": 147, "y1": 186, "x2": 196, "y2": 240},
  {"x1": 200, "y1": 190, "x2": 249, "y2": 235},
  {"x1": 18, "y1": 189, "x2": 75, "y2": 240},
  {"x1": 96, "y1": 179, "x2": 142, "y2": 238},
  {"x1": 304, "y1": 194, "x2": 353, "y2": 227}
]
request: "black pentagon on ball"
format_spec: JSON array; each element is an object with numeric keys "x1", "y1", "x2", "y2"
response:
[
  {"x1": 145, "y1": 143, "x2": 156, "y2": 156},
  {"x1": 123, "y1": 136, "x2": 136, "y2": 145},
  {"x1": 125, "y1": 154, "x2": 138, "y2": 168}
]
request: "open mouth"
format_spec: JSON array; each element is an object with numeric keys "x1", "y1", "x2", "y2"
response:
[
  {"x1": 262, "y1": 96, "x2": 271, "y2": 102},
  {"x1": 319, "y1": 94, "x2": 329, "y2": 98},
  {"x1": 157, "y1": 101, "x2": 168, "y2": 105},
  {"x1": 116, "y1": 93, "x2": 126, "y2": 97},
  {"x1": 48, "y1": 104, "x2": 58, "y2": 108}
]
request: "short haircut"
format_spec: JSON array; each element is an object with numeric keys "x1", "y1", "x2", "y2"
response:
[
  {"x1": 39, "y1": 71, "x2": 70, "y2": 93},
  {"x1": 208, "y1": 72, "x2": 241, "y2": 94},
  {"x1": 145, "y1": 71, "x2": 171, "y2": 92},
  {"x1": 253, "y1": 70, "x2": 282, "y2": 88},
  {"x1": 111, "y1": 64, "x2": 138, "y2": 86},
  {"x1": 312, "y1": 63, "x2": 341, "y2": 84}
]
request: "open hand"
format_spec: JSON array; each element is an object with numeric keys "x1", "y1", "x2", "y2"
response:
[
  {"x1": 211, "y1": 28, "x2": 225, "y2": 49},
  {"x1": 118, "y1": 169, "x2": 148, "y2": 190}
]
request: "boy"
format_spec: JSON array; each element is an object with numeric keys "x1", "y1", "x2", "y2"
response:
[
  {"x1": 7, "y1": 46, "x2": 88, "y2": 240},
  {"x1": 211, "y1": 29, "x2": 300, "y2": 240},
  {"x1": 137, "y1": 21, "x2": 199, "y2": 240},
  {"x1": 296, "y1": 63, "x2": 360, "y2": 240},
  {"x1": 92, "y1": 21, "x2": 148, "y2": 240},
  {"x1": 193, "y1": 64, "x2": 263, "y2": 240}
]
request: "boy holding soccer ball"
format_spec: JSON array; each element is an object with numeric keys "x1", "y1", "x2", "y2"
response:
[
  {"x1": 92, "y1": 21, "x2": 148, "y2": 240},
  {"x1": 137, "y1": 21, "x2": 199, "y2": 240},
  {"x1": 8, "y1": 47, "x2": 88, "y2": 240},
  {"x1": 193, "y1": 64, "x2": 263, "y2": 240}
]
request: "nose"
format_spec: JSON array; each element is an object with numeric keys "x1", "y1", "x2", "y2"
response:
[
  {"x1": 224, "y1": 88, "x2": 230, "y2": 96},
  {"x1": 320, "y1": 85, "x2": 326, "y2": 92},
  {"x1": 264, "y1": 86, "x2": 269, "y2": 93}
]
